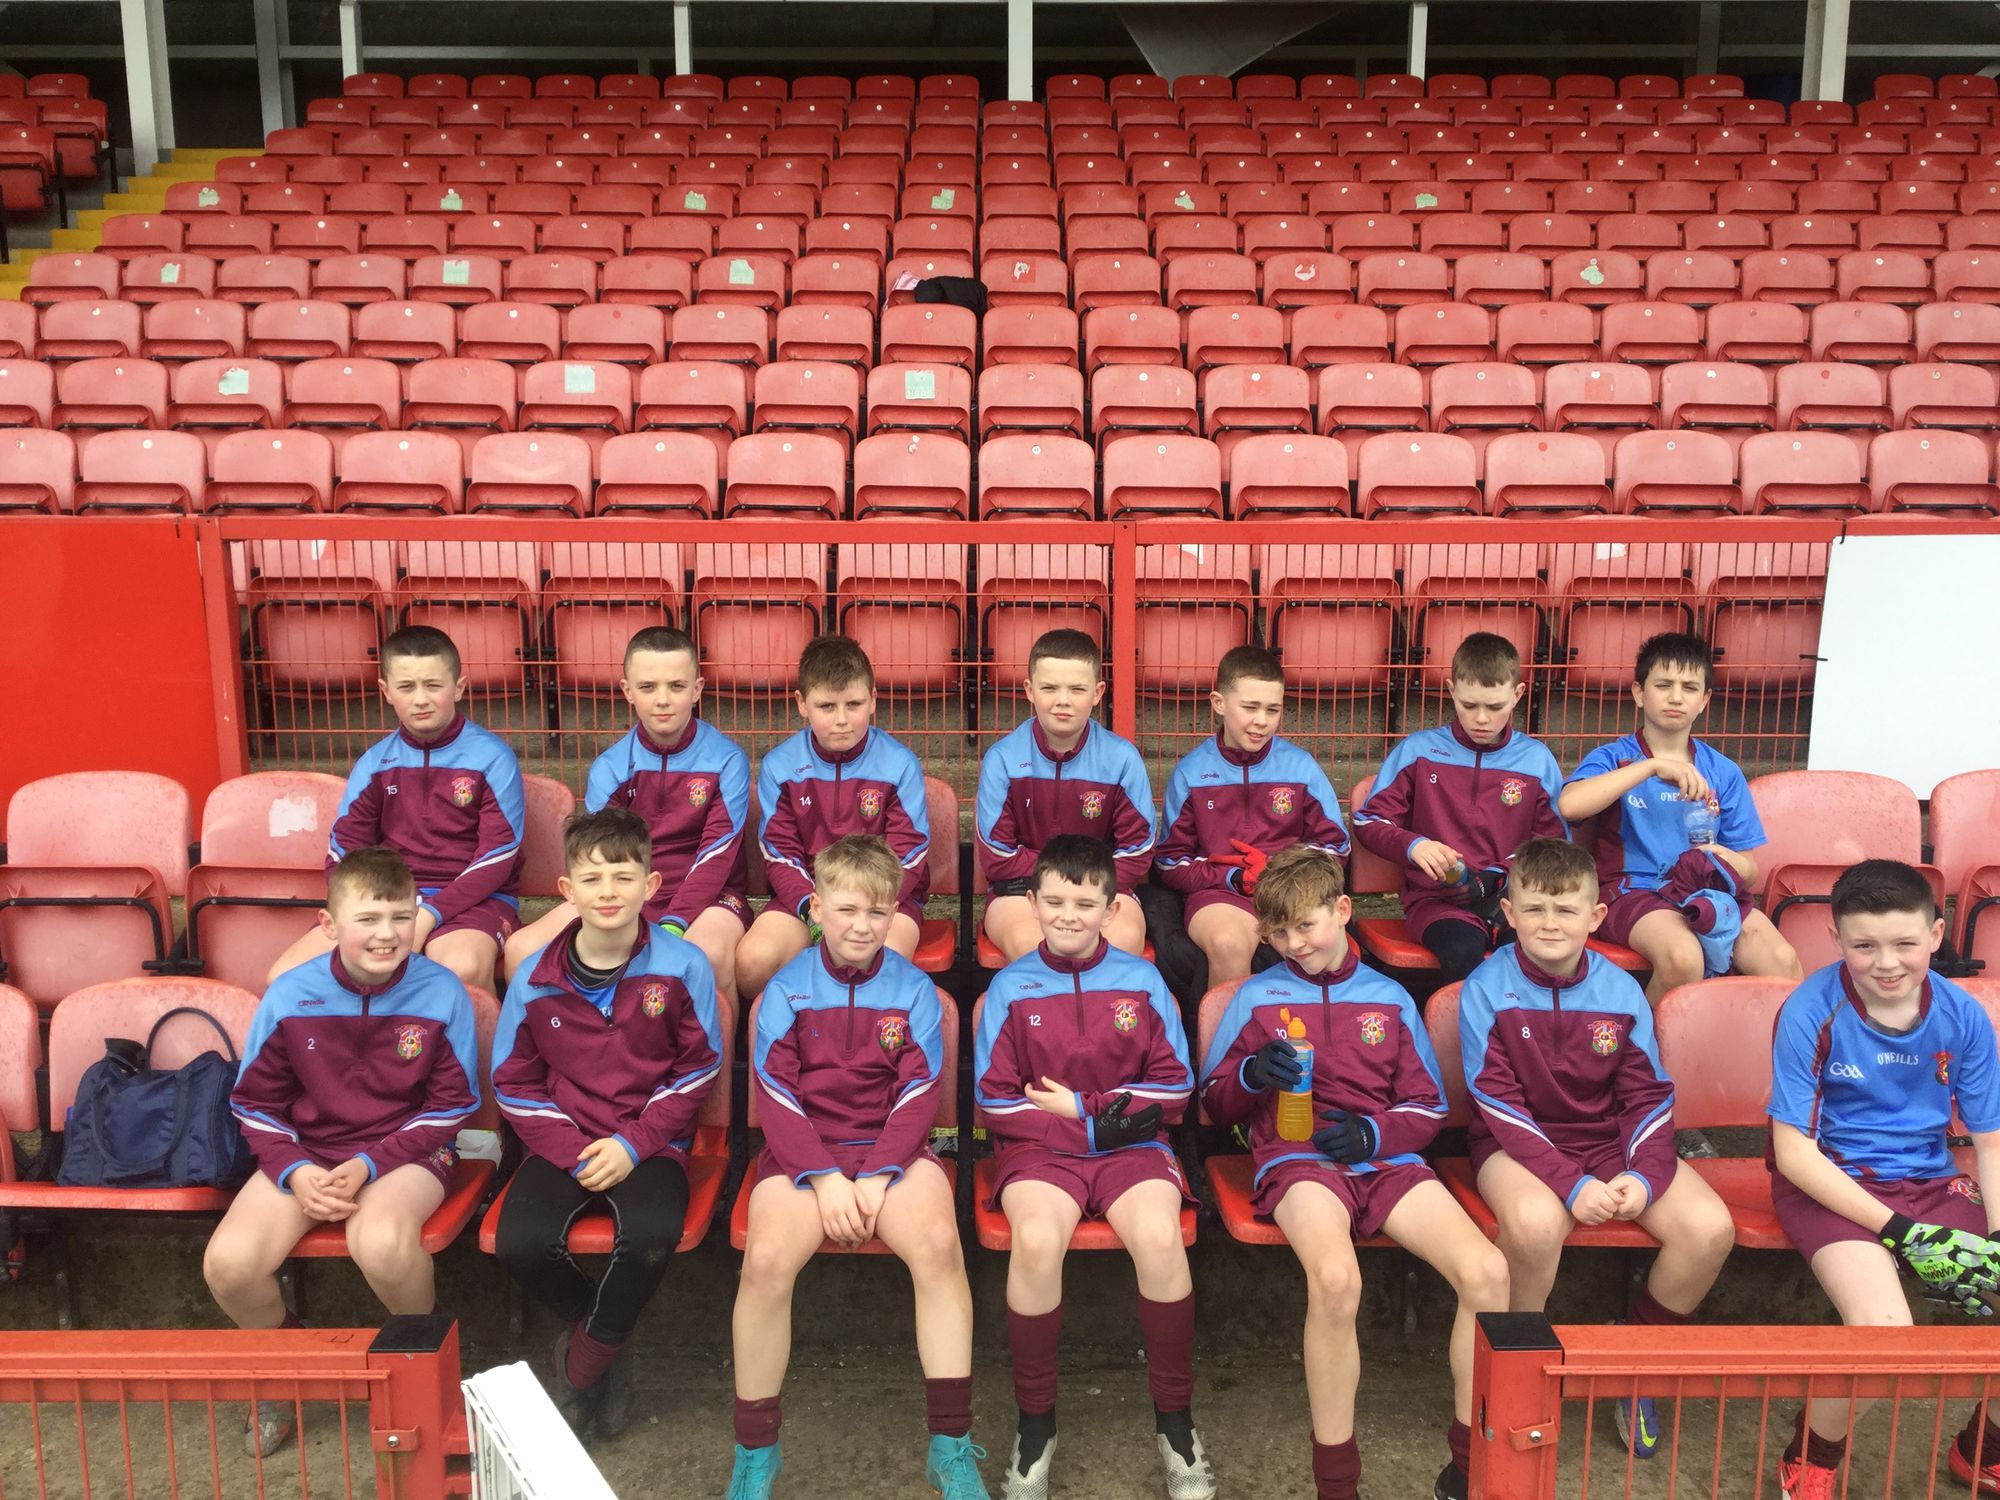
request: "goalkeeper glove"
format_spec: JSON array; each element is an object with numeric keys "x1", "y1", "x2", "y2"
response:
[{"x1": 1881, "y1": 1213, "x2": 2000, "y2": 1295}]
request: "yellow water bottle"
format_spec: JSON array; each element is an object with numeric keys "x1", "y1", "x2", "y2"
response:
[{"x1": 1275, "y1": 1010, "x2": 1315, "y2": 1143}]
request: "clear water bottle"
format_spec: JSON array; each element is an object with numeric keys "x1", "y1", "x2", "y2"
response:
[{"x1": 1683, "y1": 796, "x2": 1717, "y2": 848}]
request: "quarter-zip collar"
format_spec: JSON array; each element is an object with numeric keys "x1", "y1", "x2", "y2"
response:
[
  {"x1": 810, "y1": 728, "x2": 871, "y2": 768},
  {"x1": 1450, "y1": 718, "x2": 1511, "y2": 755},
  {"x1": 529, "y1": 917, "x2": 648, "y2": 997},
  {"x1": 330, "y1": 950, "x2": 409, "y2": 1000},
  {"x1": 397, "y1": 713, "x2": 466, "y2": 753},
  {"x1": 1281, "y1": 943, "x2": 1359, "y2": 988},
  {"x1": 1031, "y1": 718, "x2": 1089, "y2": 765},
  {"x1": 1517, "y1": 944, "x2": 1591, "y2": 998},
  {"x1": 819, "y1": 943, "x2": 886, "y2": 987},
  {"x1": 1215, "y1": 728, "x2": 1274, "y2": 770},
  {"x1": 636, "y1": 716, "x2": 700, "y2": 759},
  {"x1": 1038, "y1": 938, "x2": 1109, "y2": 975}
]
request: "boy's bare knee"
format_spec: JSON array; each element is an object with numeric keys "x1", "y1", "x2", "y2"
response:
[
  {"x1": 904, "y1": 1216, "x2": 966, "y2": 1280},
  {"x1": 1123, "y1": 1211, "x2": 1186, "y2": 1266},
  {"x1": 740, "y1": 1238, "x2": 802, "y2": 1291},
  {"x1": 203, "y1": 1235, "x2": 262, "y2": 1295},
  {"x1": 1498, "y1": 1199, "x2": 1571, "y2": 1264},
  {"x1": 1307, "y1": 1256, "x2": 1363, "y2": 1321},
  {"x1": 1458, "y1": 1243, "x2": 1511, "y2": 1308},
  {"x1": 1010, "y1": 1214, "x2": 1070, "y2": 1275},
  {"x1": 1693, "y1": 1202, "x2": 1738, "y2": 1263},
  {"x1": 348, "y1": 1214, "x2": 421, "y2": 1274}
]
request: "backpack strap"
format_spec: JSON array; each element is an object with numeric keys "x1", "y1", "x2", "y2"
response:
[{"x1": 141, "y1": 1007, "x2": 241, "y2": 1067}]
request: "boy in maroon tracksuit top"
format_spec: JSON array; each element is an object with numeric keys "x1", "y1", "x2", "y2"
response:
[
  {"x1": 208, "y1": 847, "x2": 481, "y2": 1458},
  {"x1": 1154, "y1": 645, "x2": 1350, "y2": 987},
  {"x1": 726, "y1": 836, "x2": 987, "y2": 1500},
  {"x1": 1199, "y1": 846, "x2": 1507, "y2": 1500},
  {"x1": 491, "y1": 808, "x2": 723, "y2": 1440},
  {"x1": 975, "y1": 835, "x2": 1212, "y2": 1500},
  {"x1": 1460, "y1": 838, "x2": 1735, "y2": 1460},
  {"x1": 270, "y1": 624, "x2": 526, "y2": 997},
  {"x1": 1354, "y1": 632, "x2": 1567, "y2": 983}
]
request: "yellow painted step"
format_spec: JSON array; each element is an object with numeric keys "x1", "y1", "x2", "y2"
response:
[
  {"x1": 103, "y1": 191, "x2": 170, "y2": 213},
  {"x1": 168, "y1": 147, "x2": 258, "y2": 164},
  {"x1": 151, "y1": 161, "x2": 219, "y2": 180},
  {"x1": 0, "y1": 285, "x2": 21, "y2": 301},
  {"x1": 48, "y1": 228, "x2": 99, "y2": 252}
]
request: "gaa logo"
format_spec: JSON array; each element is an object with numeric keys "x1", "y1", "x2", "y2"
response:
[
  {"x1": 1269, "y1": 786, "x2": 1294, "y2": 816},
  {"x1": 449, "y1": 774, "x2": 477, "y2": 807},
  {"x1": 1080, "y1": 790, "x2": 1106, "y2": 820},
  {"x1": 1589, "y1": 1020, "x2": 1621, "y2": 1056},
  {"x1": 877, "y1": 1014, "x2": 908, "y2": 1053},
  {"x1": 859, "y1": 788, "x2": 884, "y2": 819},
  {"x1": 1112, "y1": 998, "x2": 1140, "y2": 1032},
  {"x1": 687, "y1": 778, "x2": 711, "y2": 807},
  {"x1": 642, "y1": 983, "x2": 669, "y2": 1018},
  {"x1": 1358, "y1": 1012, "x2": 1387, "y2": 1047},
  {"x1": 395, "y1": 1024, "x2": 426, "y2": 1060},
  {"x1": 1499, "y1": 777, "x2": 1525, "y2": 807}
]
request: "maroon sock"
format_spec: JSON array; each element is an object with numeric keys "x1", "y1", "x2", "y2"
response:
[
  {"x1": 1784, "y1": 1413, "x2": 1848, "y2": 1470},
  {"x1": 565, "y1": 1325, "x2": 621, "y2": 1391},
  {"x1": 1448, "y1": 1418, "x2": 1471, "y2": 1474},
  {"x1": 1136, "y1": 1292, "x2": 1196, "y2": 1412},
  {"x1": 1956, "y1": 1411, "x2": 2000, "y2": 1465},
  {"x1": 1007, "y1": 1306, "x2": 1063, "y2": 1415},
  {"x1": 1311, "y1": 1437, "x2": 1361, "y2": 1500},
  {"x1": 733, "y1": 1396, "x2": 782, "y2": 1449},
  {"x1": 925, "y1": 1376, "x2": 973, "y2": 1439},
  {"x1": 1628, "y1": 1285, "x2": 1694, "y2": 1327}
]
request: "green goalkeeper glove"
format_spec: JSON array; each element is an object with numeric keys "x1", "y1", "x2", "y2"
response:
[
  {"x1": 1881, "y1": 1214, "x2": 2000, "y2": 1295},
  {"x1": 1924, "y1": 1277, "x2": 1998, "y2": 1319},
  {"x1": 659, "y1": 917, "x2": 687, "y2": 939}
]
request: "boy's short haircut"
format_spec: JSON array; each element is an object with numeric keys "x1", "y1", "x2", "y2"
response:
[
  {"x1": 1215, "y1": 644, "x2": 1284, "y2": 695},
  {"x1": 380, "y1": 625, "x2": 461, "y2": 680},
  {"x1": 1831, "y1": 858, "x2": 1938, "y2": 924},
  {"x1": 327, "y1": 846, "x2": 418, "y2": 909},
  {"x1": 563, "y1": 806, "x2": 653, "y2": 873},
  {"x1": 797, "y1": 635, "x2": 875, "y2": 697},
  {"x1": 813, "y1": 834, "x2": 903, "y2": 907},
  {"x1": 1507, "y1": 837, "x2": 1599, "y2": 900},
  {"x1": 1252, "y1": 844, "x2": 1347, "y2": 930},
  {"x1": 1450, "y1": 632, "x2": 1522, "y2": 688},
  {"x1": 1027, "y1": 628, "x2": 1103, "y2": 682},
  {"x1": 1031, "y1": 834, "x2": 1117, "y2": 900},
  {"x1": 624, "y1": 625, "x2": 697, "y2": 670},
  {"x1": 1634, "y1": 631, "x2": 1713, "y2": 690}
]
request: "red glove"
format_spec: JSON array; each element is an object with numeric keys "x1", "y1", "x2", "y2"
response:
[{"x1": 1213, "y1": 838, "x2": 1270, "y2": 894}]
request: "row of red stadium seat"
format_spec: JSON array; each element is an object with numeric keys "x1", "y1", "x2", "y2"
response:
[{"x1": 8, "y1": 422, "x2": 1991, "y2": 519}]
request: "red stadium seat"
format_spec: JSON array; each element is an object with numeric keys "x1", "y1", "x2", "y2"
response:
[
  {"x1": 245, "y1": 299, "x2": 353, "y2": 361},
  {"x1": 0, "y1": 427, "x2": 76, "y2": 513},
  {"x1": 1866, "y1": 430, "x2": 2000, "y2": 515},
  {"x1": 1101, "y1": 433, "x2": 1223, "y2": 518},
  {"x1": 1355, "y1": 431, "x2": 1481, "y2": 517},
  {"x1": 332, "y1": 431, "x2": 464, "y2": 514},
  {"x1": 352, "y1": 299, "x2": 457, "y2": 362},
  {"x1": 457, "y1": 301, "x2": 562, "y2": 364},
  {"x1": 25, "y1": 252, "x2": 118, "y2": 306},
  {"x1": 203, "y1": 428, "x2": 334, "y2": 514},
  {"x1": 1483, "y1": 430, "x2": 1610, "y2": 516},
  {"x1": 465, "y1": 431, "x2": 594, "y2": 516},
  {"x1": 1737, "y1": 431, "x2": 1870, "y2": 516},
  {"x1": 73, "y1": 429, "x2": 204, "y2": 514},
  {"x1": 721, "y1": 430, "x2": 845, "y2": 517},
  {"x1": 977, "y1": 433, "x2": 1096, "y2": 520},
  {"x1": 851, "y1": 430, "x2": 972, "y2": 519},
  {"x1": 976, "y1": 364, "x2": 1084, "y2": 440},
  {"x1": 0, "y1": 774, "x2": 192, "y2": 1006},
  {"x1": 1931, "y1": 772, "x2": 2000, "y2": 977},
  {"x1": 1226, "y1": 433, "x2": 1350, "y2": 516},
  {"x1": 184, "y1": 773, "x2": 345, "y2": 991},
  {"x1": 1083, "y1": 306, "x2": 1183, "y2": 369},
  {"x1": 1548, "y1": 537, "x2": 1696, "y2": 693},
  {"x1": 1392, "y1": 301, "x2": 1494, "y2": 366},
  {"x1": 1703, "y1": 299, "x2": 1809, "y2": 363},
  {"x1": 1808, "y1": 300, "x2": 1915, "y2": 364},
  {"x1": 976, "y1": 541, "x2": 1107, "y2": 690},
  {"x1": 37, "y1": 299, "x2": 141, "y2": 361}
]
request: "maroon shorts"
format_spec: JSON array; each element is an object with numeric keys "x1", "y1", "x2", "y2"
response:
[
  {"x1": 1471, "y1": 1134, "x2": 1634, "y2": 1189},
  {"x1": 288, "y1": 1145, "x2": 456, "y2": 1196},
  {"x1": 1404, "y1": 896, "x2": 1487, "y2": 944},
  {"x1": 1252, "y1": 1158, "x2": 1437, "y2": 1236},
  {"x1": 1773, "y1": 1171, "x2": 1988, "y2": 1263},
  {"x1": 428, "y1": 895, "x2": 518, "y2": 952},
  {"x1": 1185, "y1": 888, "x2": 1256, "y2": 923},
  {"x1": 987, "y1": 1143, "x2": 1195, "y2": 1218},
  {"x1": 751, "y1": 1141, "x2": 942, "y2": 1189},
  {"x1": 1597, "y1": 887, "x2": 1682, "y2": 949}
]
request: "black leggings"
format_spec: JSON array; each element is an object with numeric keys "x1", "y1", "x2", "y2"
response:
[
  {"x1": 1422, "y1": 916, "x2": 1494, "y2": 986},
  {"x1": 493, "y1": 1153, "x2": 690, "y2": 1346}
]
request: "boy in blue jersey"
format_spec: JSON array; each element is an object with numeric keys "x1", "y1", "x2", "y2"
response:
[
  {"x1": 975, "y1": 836, "x2": 1209, "y2": 1500},
  {"x1": 491, "y1": 808, "x2": 723, "y2": 1440},
  {"x1": 1460, "y1": 839, "x2": 1736, "y2": 1460},
  {"x1": 504, "y1": 627, "x2": 751, "y2": 998},
  {"x1": 1155, "y1": 645, "x2": 1350, "y2": 987},
  {"x1": 1356, "y1": 633, "x2": 1567, "y2": 982},
  {"x1": 1559, "y1": 632, "x2": 1801, "y2": 1003},
  {"x1": 725, "y1": 836, "x2": 987, "y2": 1500},
  {"x1": 207, "y1": 847, "x2": 481, "y2": 1457},
  {"x1": 734, "y1": 636, "x2": 932, "y2": 1002},
  {"x1": 979, "y1": 628, "x2": 1155, "y2": 962},
  {"x1": 1769, "y1": 860, "x2": 2000, "y2": 1500},
  {"x1": 269, "y1": 626, "x2": 526, "y2": 997},
  {"x1": 1201, "y1": 846, "x2": 1508, "y2": 1500}
]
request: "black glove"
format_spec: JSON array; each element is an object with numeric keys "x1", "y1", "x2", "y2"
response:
[
  {"x1": 1242, "y1": 1037, "x2": 1304, "y2": 1092},
  {"x1": 1464, "y1": 867, "x2": 1508, "y2": 927},
  {"x1": 1091, "y1": 1091, "x2": 1164, "y2": 1151},
  {"x1": 1312, "y1": 1109, "x2": 1378, "y2": 1165}
]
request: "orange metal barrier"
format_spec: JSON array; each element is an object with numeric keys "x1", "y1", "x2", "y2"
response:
[
  {"x1": 0, "y1": 1315, "x2": 469, "y2": 1499},
  {"x1": 1471, "y1": 1314, "x2": 2000, "y2": 1499},
  {"x1": 205, "y1": 512, "x2": 1973, "y2": 810}
]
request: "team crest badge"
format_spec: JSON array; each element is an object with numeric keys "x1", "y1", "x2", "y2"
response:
[
  {"x1": 396, "y1": 1024, "x2": 425, "y2": 1060},
  {"x1": 859, "y1": 788, "x2": 884, "y2": 819},
  {"x1": 1112, "y1": 998, "x2": 1140, "y2": 1032},
  {"x1": 1270, "y1": 786, "x2": 1295, "y2": 816},
  {"x1": 428, "y1": 1144, "x2": 456, "y2": 1171},
  {"x1": 688, "y1": 778, "x2": 711, "y2": 808},
  {"x1": 1589, "y1": 1020, "x2": 1621, "y2": 1056},
  {"x1": 1937, "y1": 1051, "x2": 1953, "y2": 1087},
  {"x1": 1080, "y1": 790, "x2": 1106, "y2": 820},
  {"x1": 449, "y1": 774, "x2": 477, "y2": 807},
  {"x1": 1951, "y1": 1176, "x2": 1985, "y2": 1205},
  {"x1": 878, "y1": 1015, "x2": 908, "y2": 1053},
  {"x1": 1499, "y1": 777, "x2": 1525, "y2": 807},
  {"x1": 642, "y1": 983, "x2": 669, "y2": 1018},
  {"x1": 1358, "y1": 1012, "x2": 1387, "y2": 1046}
]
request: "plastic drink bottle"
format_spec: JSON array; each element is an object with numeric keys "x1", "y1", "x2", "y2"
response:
[
  {"x1": 1274, "y1": 1010, "x2": 1315, "y2": 1142},
  {"x1": 1683, "y1": 796, "x2": 1717, "y2": 848}
]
